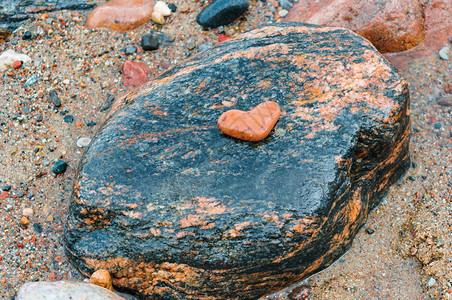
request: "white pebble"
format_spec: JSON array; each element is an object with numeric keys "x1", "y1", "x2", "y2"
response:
[
  {"x1": 152, "y1": 11, "x2": 165, "y2": 25},
  {"x1": 23, "y1": 208, "x2": 34, "y2": 216},
  {"x1": 278, "y1": 9, "x2": 289, "y2": 17},
  {"x1": 427, "y1": 277, "x2": 436, "y2": 287},
  {"x1": 77, "y1": 137, "x2": 92, "y2": 148},
  {"x1": 439, "y1": 46, "x2": 449, "y2": 60},
  {"x1": 0, "y1": 49, "x2": 32, "y2": 72},
  {"x1": 154, "y1": 1, "x2": 172, "y2": 16}
]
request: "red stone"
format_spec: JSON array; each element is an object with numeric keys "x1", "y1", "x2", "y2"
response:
[
  {"x1": 217, "y1": 101, "x2": 281, "y2": 142},
  {"x1": 122, "y1": 60, "x2": 152, "y2": 87},
  {"x1": 87, "y1": 0, "x2": 155, "y2": 31},
  {"x1": 12, "y1": 60, "x2": 22, "y2": 69},
  {"x1": 284, "y1": 0, "x2": 425, "y2": 53},
  {"x1": 218, "y1": 33, "x2": 229, "y2": 42}
]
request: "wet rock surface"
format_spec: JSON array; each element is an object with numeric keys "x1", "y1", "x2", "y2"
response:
[
  {"x1": 284, "y1": 0, "x2": 425, "y2": 53},
  {"x1": 64, "y1": 23, "x2": 410, "y2": 298},
  {"x1": 0, "y1": 0, "x2": 98, "y2": 38}
]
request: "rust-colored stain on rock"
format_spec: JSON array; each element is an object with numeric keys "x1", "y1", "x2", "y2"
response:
[
  {"x1": 218, "y1": 101, "x2": 281, "y2": 141},
  {"x1": 87, "y1": 0, "x2": 155, "y2": 31}
]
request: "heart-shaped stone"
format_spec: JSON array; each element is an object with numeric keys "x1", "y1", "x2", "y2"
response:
[{"x1": 217, "y1": 101, "x2": 281, "y2": 141}]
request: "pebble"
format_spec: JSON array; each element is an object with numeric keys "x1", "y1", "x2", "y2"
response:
[
  {"x1": 86, "y1": 121, "x2": 97, "y2": 127},
  {"x1": 77, "y1": 137, "x2": 92, "y2": 148},
  {"x1": 152, "y1": 11, "x2": 165, "y2": 25},
  {"x1": 25, "y1": 75, "x2": 39, "y2": 86},
  {"x1": 48, "y1": 90, "x2": 62, "y2": 107},
  {"x1": 1, "y1": 185, "x2": 11, "y2": 191},
  {"x1": 100, "y1": 94, "x2": 115, "y2": 111},
  {"x1": 198, "y1": 43, "x2": 214, "y2": 52},
  {"x1": 23, "y1": 208, "x2": 34, "y2": 216},
  {"x1": 20, "y1": 216, "x2": 30, "y2": 226},
  {"x1": 33, "y1": 223, "x2": 43, "y2": 234},
  {"x1": 196, "y1": 0, "x2": 250, "y2": 29},
  {"x1": 154, "y1": 1, "x2": 172, "y2": 16},
  {"x1": 434, "y1": 122, "x2": 441, "y2": 129},
  {"x1": 52, "y1": 160, "x2": 68, "y2": 175},
  {"x1": 365, "y1": 227, "x2": 375, "y2": 234},
  {"x1": 279, "y1": 0, "x2": 293, "y2": 9},
  {"x1": 0, "y1": 49, "x2": 32, "y2": 71},
  {"x1": 64, "y1": 115, "x2": 74, "y2": 123},
  {"x1": 168, "y1": 3, "x2": 177, "y2": 12},
  {"x1": 22, "y1": 30, "x2": 32, "y2": 40},
  {"x1": 428, "y1": 277, "x2": 436, "y2": 287},
  {"x1": 439, "y1": 46, "x2": 450, "y2": 60},
  {"x1": 278, "y1": 9, "x2": 289, "y2": 17},
  {"x1": 12, "y1": 60, "x2": 22, "y2": 69},
  {"x1": 186, "y1": 41, "x2": 197, "y2": 50},
  {"x1": 89, "y1": 269, "x2": 113, "y2": 291},
  {"x1": 124, "y1": 45, "x2": 137, "y2": 55},
  {"x1": 141, "y1": 33, "x2": 160, "y2": 51}
]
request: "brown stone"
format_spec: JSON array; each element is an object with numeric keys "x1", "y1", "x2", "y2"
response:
[
  {"x1": 122, "y1": 60, "x2": 151, "y2": 87},
  {"x1": 217, "y1": 101, "x2": 281, "y2": 141},
  {"x1": 89, "y1": 269, "x2": 113, "y2": 291},
  {"x1": 20, "y1": 216, "x2": 30, "y2": 226},
  {"x1": 86, "y1": 0, "x2": 155, "y2": 32},
  {"x1": 284, "y1": 0, "x2": 425, "y2": 53}
]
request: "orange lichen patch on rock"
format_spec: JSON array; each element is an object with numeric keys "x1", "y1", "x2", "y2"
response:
[
  {"x1": 218, "y1": 101, "x2": 281, "y2": 141},
  {"x1": 87, "y1": 0, "x2": 155, "y2": 31},
  {"x1": 194, "y1": 197, "x2": 226, "y2": 215},
  {"x1": 179, "y1": 214, "x2": 207, "y2": 229}
]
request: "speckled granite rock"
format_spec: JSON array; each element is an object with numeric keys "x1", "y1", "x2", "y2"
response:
[
  {"x1": 0, "y1": 0, "x2": 98, "y2": 39},
  {"x1": 64, "y1": 23, "x2": 411, "y2": 299}
]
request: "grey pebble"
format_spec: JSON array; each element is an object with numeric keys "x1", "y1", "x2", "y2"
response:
[{"x1": 25, "y1": 75, "x2": 39, "y2": 86}]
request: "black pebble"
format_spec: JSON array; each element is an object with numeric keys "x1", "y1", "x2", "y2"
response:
[
  {"x1": 168, "y1": 3, "x2": 177, "y2": 12},
  {"x1": 141, "y1": 33, "x2": 160, "y2": 51},
  {"x1": 196, "y1": 0, "x2": 250, "y2": 29},
  {"x1": 86, "y1": 121, "x2": 97, "y2": 127},
  {"x1": 52, "y1": 160, "x2": 68, "y2": 174},
  {"x1": 1, "y1": 185, "x2": 11, "y2": 191},
  {"x1": 48, "y1": 90, "x2": 61, "y2": 107},
  {"x1": 365, "y1": 228, "x2": 375, "y2": 235},
  {"x1": 22, "y1": 31, "x2": 32, "y2": 40},
  {"x1": 63, "y1": 115, "x2": 74, "y2": 123},
  {"x1": 33, "y1": 223, "x2": 43, "y2": 234},
  {"x1": 124, "y1": 45, "x2": 137, "y2": 55}
]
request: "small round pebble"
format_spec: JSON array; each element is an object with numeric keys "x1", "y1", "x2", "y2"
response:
[
  {"x1": 33, "y1": 223, "x2": 43, "y2": 234},
  {"x1": 52, "y1": 160, "x2": 68, "y2": 174},
  {"x1": 23, "y1": 208, "x2": 34, "y2": 216},
  {"x1": 152, "y1": 11, "x2": 165, "y2": 25},
  {"x1": 89, "y1": 269, "x2": 113, "y2": 291},
  {"x1": 12, "y1": 60, "x2": 22, "y2": 69},
  {"x1": 124, "y1": 45, "x2": 137, "y2": 55},
  {"x1": 278, "y1": 9, "x2": 289, "y2": 17},
  {"x1": 141, "y1": 33, "x2": 160, "y2": 51},
  {"x1": 168, "y1": 3, "x2": 177, "y2": 12},
  {"x1": 64, "y1": 115, "x2": 74, "y2": 123},
  {"x1": 434, "y1": 122, "x2": 441, "y2": 129},
  {"x1": 439, "y1": 46, "x2": 449, "y2": 60},
  {"x1": 20, "y1": 216, "x2": 30, "y2": 226},
  {"x1": 77, "y1": 137, "x2": 92, "y2": 148},
  {"x1": 22, "y1": 30, "x2": 32, "y2": 40},
  {"x1": 187, "y1": 41, "x2": 197, "y2": 50}
]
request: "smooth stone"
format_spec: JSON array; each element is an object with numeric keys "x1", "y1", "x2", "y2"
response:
[
  {"x1": 52, "y1": 160, "x2": 67, "y2": 175},
  {"x1": 284, "y1": 0, "x2": 425, "y2": 53},
  {"x1": 48, "y1": 90, "x2": 61, "y2": 107},
  {"x1": 196, "y1": 0, "x2": 250, "y2": 29},
  {"x1": 25, "y1": 75, "x2": 39, "y2": 86},
  {"x1": 124, "y1": 45, "x2": 137, "y2": 55},
  {"x1": 218, "y1": 101, "x2": 281, "y2": 141},
  {"x1": 439, "y1": 46, "x2": 449, "y2": 60},
  {"x1": 20, "y1": 216, "x2": 30, "y2": 226},
  {"x1": 0, "y1": 49, "x2": 31, "y2": 72},
  {"x1": 12, "y1": 60, "x2": 22, "y2": 69},
  {"x1": 154, "y1": 1, "x2": 171, "y2": 16},
  {"x1": 76, "y1": 137, "x2": 92, "y2": 148},
  {"x1": 90, "y1": 269, "x2": 114, "y2": 291},
  {"x1": 22, "y1": 208, "x2": 34, "y2": 216},
  {"x1": 16, "y1": 281, "x2": 125, "y2": 300},
  {"x1": 63, "y1": 115, "x2": 74, "y2": 123},
  {"x1": 87, "y1": 0, "x2": 155, "y2": 32},
  {"x1": 122, "y1": 60, "x2": 151, "y2": 87},
  {"x1": 278, "y1": 9, "x2": 289, "y2": 17},
  {"x1": 151, "y1": 11, "x2": 165, "y2": 24},
  {"x1": 141, "y1": 33, "x2": 160, "y2": 51},
  {"x1": 22, "y1": 30, "x2": 32, "y2": 40},
  {"x1": 65, "y1": 24, "x2": 411, "y2": 299}
]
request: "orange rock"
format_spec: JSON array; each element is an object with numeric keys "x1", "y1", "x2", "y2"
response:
[
  {"x1": 122, "y1": 60, "x2": 151, "y2": 87},
  {"x1": 12, "y1": 60, "x2": 22, "y2": 69},
  {"x1": 284, "y1": 0, "x2": 425, "y2": 53},
  {"x1": 87, "y1": 0, "x2": 155, "y2": 31},
  {"x1": 89, "y1": 269, "x2": 113, "y2": 291},
  {"x1": 218, "y1": 101, "x2": 281, "y2": 142}
]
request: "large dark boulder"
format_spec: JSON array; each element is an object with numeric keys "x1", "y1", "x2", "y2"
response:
[
  {"x1": 0, "y1": 0, "x2": 98, "y2": 39},
  {"x1": 64, "y1": 23, "x2": 411, "y2": 299}
]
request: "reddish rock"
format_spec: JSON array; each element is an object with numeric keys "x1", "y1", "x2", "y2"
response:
[
  {"x1": 89, "y1": 269, "x2": 113, "y2": 291},
  {"x1": 384, "y1": 0, "x2": 452, "y2": 71},
  {"x1": 218, "y1": 101, "x2": 281, "y2": 141},
  {"x1": 284, "y1": 0, "x2": 425, "y2": 53},
  {"x1": 12, "y1": 60, "x2": 22, "y2": 69},
  {"x1": 122, "y1": 61, "x2": 151, "y2": 87},
  {"x1": 87, "y1": 0, "x2": 155, "y2": 31}
]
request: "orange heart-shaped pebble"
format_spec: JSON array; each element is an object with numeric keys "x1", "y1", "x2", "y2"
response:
[{"x1": 218, "y1": 101, "x2": 281, "y2": 142}]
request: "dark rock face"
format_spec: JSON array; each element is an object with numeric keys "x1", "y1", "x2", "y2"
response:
[
  {"x1": 196, "y1": 0, "x2": 250, "y2": 29},
  {"x1": 65, "y1": 23, "x2": 411, "y2": 299}
]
